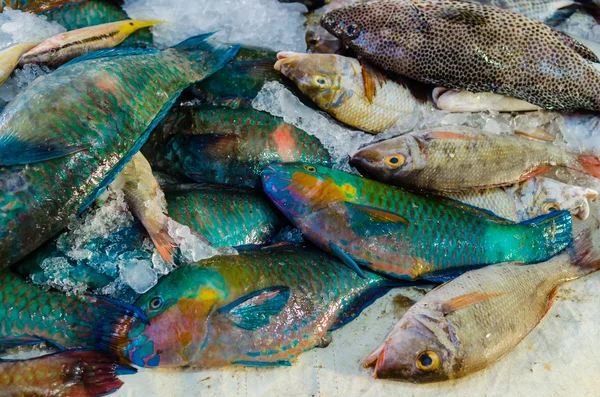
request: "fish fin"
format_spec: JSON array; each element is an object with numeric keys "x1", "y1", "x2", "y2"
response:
[
  {"x1": 0, "y1": 133, "x2": 87, "y2": 166},
  {"x1": 439, "y1": 291, "x2": 505, "y2": 314},
  {"x1": 435, "y1": 7, "x2": 487, "y2": 26},
  {"x1": 575, "y1": 155, "x2": 600, "y2": 178},
  {"x1": 216, "y1": 96, "x2": 253, "y2": 109},
  {"x1": 364, "y1": 341, "x2": 385, "y2": 369},
  {"x1": 567, "y1": 229, "x2": 600, "y2": 277},
  {"x1": 423, "y1": 130, "x2": 486, "y2": 141},
  {"x1": 346, "y1": 202, "x2": 410, "y2": 225},
  {"x1": 545, "y1": 286, "x2": 560, "y2": 316},
  {"x1": 554, "y1": 30, "x2": 599, "y2": 63},
  {"x1": 420, "y1": 265, "x2": 487, "y2": 283},
  {"x1": 78, "y1": 88, "x2": 184, "y2": 214},
  {"x1": 92, "y1": 296, "x2": 149, "y2": 354},
  {"x1": 434, "y1": 196, "x2": 514, "y2": 224},
  {"x1": 406, "y1": 2, "x2": 430, "y2": 32},
  {"x1": 331, "y1": 286, "x2": 399, "y2": 330},
  {"x1": 232, "y1": 360, "x2": 292, "y2": 367},
  {"x1": 143, "y1": 218, "x2": 179, "y2": 269},
  {"x1": 60, "y1": 47, "x2": 160, "y2": 68},
  {"x1": 328, "y1": 242, "x2": 367, "y2": 279},
  {"x1": 517, "y1": 165, "x2": 554, "y2": 183},
  {"x1": 514, "y1": 128, "x2": 556, "y2": 142},
  {"x1": 218, "y1": 286, "x2": 290, "y2": 330},
  {"x1": 0, "y1": 337, "x2": 49, "y2": 353},
  {"x1": 360, "y1": 60, "x2": 388, "y2": 104},
  {"x1": 186, "y1": 133, "x2": 237, "y2": 159},
  {"x1": 518, "y1": 210, "x2": 572, "y2": 262}
]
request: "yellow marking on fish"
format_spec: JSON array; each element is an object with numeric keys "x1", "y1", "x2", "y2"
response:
[
  {"x1": 409, "y1": 257, "x2": 433, "y2": 278},
  {"x1": 341, "y1": 183, "x2": 356, "y2": 198},
  {"x1": 197, "y1": 288, "x2": 219, "y2": 301}
]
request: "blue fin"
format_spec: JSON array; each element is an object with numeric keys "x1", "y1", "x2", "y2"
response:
[
  {"x1": 328, "y1": 242, "x2": 367, "y2": 279},
  {"x1": 331, "y1": 287, "x2": 393, "y2": 331},
  {"x1": 420, "y1": 266, "x2": 487, "y2": 284},
  {"x1": 78, "y1": 88, "x2": 184, "y2": 214},
  {"x1": 60, "y1": 47, "x2": 159, "y2": 68},
  {"x1": 345, "y1": 202, "x2": 409, "y2": 237},
  {"x1": 173, "y1": 32, "x2": 218, "y2": 49},
  {"x1": 218, "y1": 286, "x2": 290, "y2": 331},
  {"x1": 520, "y1": 209, "x2": 569, "y2": 225},
  {"x1": 232, "y1": 360, "x2": 292, "y2": 367},
  {"x1": 0, "y1": 134, "x2": 87, "y2": 166}
]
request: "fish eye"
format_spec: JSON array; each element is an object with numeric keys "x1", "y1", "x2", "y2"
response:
[
  {"x1": 308, "y1": 39, "x2": 318, "y2": 45},
  {"x1": 313, "y1": 75, "x2": 330, "y2": 89},
  {"x1": 384, "y1": 155, "x2": 405, "y2": 169},
  {"x1": 542, "y1": 202, "x2": 561, "y2": 213},
  {"x1": 303, "y1": 165, "x2": 317, "y2": 173},
  {"x1": 345, "y1": 23, "x2": 360, "y2": 39},
  {"x1": 149, "y1": 297, "x2": 163, "y2": 311},
  {"x1": 416, "y1": 350, "x2": 440, "y2": 372}
]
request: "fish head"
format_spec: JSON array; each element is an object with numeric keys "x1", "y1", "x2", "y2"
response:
[
  {"x1": 275, "y1": 52, "x2": 354, "y2": 110},
  {"x1": 306, "y1": 25, "x2": 343, "y2": 54},
  {"x1": 350, "y1": 135, "x2": 425, "y2": 182},
  {"x1": 262, "y1": 162, "x2": 360, "y2": 218},
  {"x1": 364, "y1": 314, "x2": 457, "y2": 383},
  {"x1": 523, "y1": 177, "x2": 598, "y2": 221},
  {"x1": 122, "y1": 265, "x2": 227, "y2": 367}
]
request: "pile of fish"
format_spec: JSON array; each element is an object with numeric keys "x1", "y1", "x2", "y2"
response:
[{"x1": 0, "y1": 0, "x2": 599, "y2": 395}]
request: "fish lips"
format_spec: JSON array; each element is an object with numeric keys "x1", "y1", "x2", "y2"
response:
[
  {"x1": 262, "y1": 164, "x2": 292, "y2": 198},
  {"x1": 350, "y1": 148, "x2": 382, "y2": 178}
]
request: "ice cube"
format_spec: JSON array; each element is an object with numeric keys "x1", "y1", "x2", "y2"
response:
[
  {"x1": 123, "y1": 0, "x2": 307, "y2": 51},
  {"x1": 0, "y1": 64, "x2": 52, "y2": 104},
  {"x1": 0, "y1": 9, "x2": 65, "y2": 51},
  {"x1": 119, "y1": 258, "x2": 158, "y2": 294}
]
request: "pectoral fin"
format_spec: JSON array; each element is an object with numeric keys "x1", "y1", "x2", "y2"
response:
[
  {"x1": 328, "y1": 242, "x2": 368, "y2": 279},
  {"x1": 0, "y1": 134, "x2": 87, "y2": 166},
  {"x1": 439, "y1": 291, "x2": 505, "y2": 314},
  {"x1": 218, "y1": 286, "x2": 290, "y2": 330},
  {"x1": 360, "y1": 60, "x2": 388, "y2": 104},
  {"x1": 554, "y1": 30, "x2": 599, "y2": 63},
  {"x1": 423, "y1": 130, "x2": 486, "y2": 141}
]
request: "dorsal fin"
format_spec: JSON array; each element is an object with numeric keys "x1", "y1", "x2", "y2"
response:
[{"x1": 554, "y1": 30, "x2": 599, "y2": 63}]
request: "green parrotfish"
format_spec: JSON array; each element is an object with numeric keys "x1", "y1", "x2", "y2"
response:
[
  {"x1": 261, "y1": 163, "x2": 572, "y2": 281},
  {"x1": 0, "y1": 33, "x2": 239, "y2": 268},
  {"x1": 120, "y1": 244, "x2": 401, "y2": 368}
]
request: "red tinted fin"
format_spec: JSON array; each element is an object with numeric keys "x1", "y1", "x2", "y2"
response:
[
  {"x1": 144, "y1": 218, "x2": 179, "y2": 269},
  {"x1": 545, "y1": 286, "x2": 560, "y2": 316},
  {"x1": 514, "y1": 128, "x2": 556, "y2": 142},
  {"x1": 424, "y1": 131, "x2": 486, "y2": 141},
  {"x1": 440, "y1": 291, "x2": 505, "y2": 314},
  {"x1": 360, "y1": 60, "x2": 388, "y2": 103},
  {"x1": 517, "y1": 165, "x2": 554, "y2": 183},
  {"x1": 568, "y1": 229, "x2": 600, "y2": 277},
  {"x1": 61, "y1": 351, "x2": 133, "y2": 397},
  {"x1": 576, "y1": 155, "x2": 600, "y2": 178}
]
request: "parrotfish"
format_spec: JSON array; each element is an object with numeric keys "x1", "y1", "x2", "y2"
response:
[
  {"x1": 275, "y1": 52, "x2": 427, "y2": 134},
  {"x1": 365, "y1": 230, "x2": 600, "y2": 382},
  {"x1": 0, "y1": 42, "x2": 38, "y2": 86},
  {"x1": 142, "y1": 104, "x2": 332, "y2": 188},
  {"x1": 0, "y1": 0, "x2": 85, "y2": 13},
  {"x1": 15, "y1": 184, "x2": 286, "y2": 292},
  {"x1": 321, "y1": 0, "x2": 600, "y2": 111},
  {"x1": 350, "y1": 128, "x2": 600, "y2": 192},
  {"x1": 121, "y1": 244, "x2": 401, "y2": 368},
  {"x1": 41, "y1": 0, "x2": 155, "y2": 48},
  {"x1": 442, "y1": 177, "x2": 598, "y2": 222},
  {"x1": 20, "y1": 20, "x2": 162, "y2": 67},
  {"x1": 0, "y1": 33, "x2": 239, "y2": 268},
  {"x1": 0, "y1": 270, "x2": 147, "y2": 353},
  {"x1": 0, "y1": 350, "x2": 136, "y2": 397},
  {"x1": 262, "y1": 163, "x2": 572, "y2": 281},
  {"x1": 468, "y1": 0, "x2": 600, "y2": 27}
]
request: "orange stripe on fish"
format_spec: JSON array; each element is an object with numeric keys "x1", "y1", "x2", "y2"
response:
[
  {"x1": 440, "y1": 291, "x2": 505, "y2": 314},
  {"x1": 274, "y1": 124, "x2": 299, "y2": 162},
  {"x1": 424, "y1": 131, "x2": 487, "y2": 141}
]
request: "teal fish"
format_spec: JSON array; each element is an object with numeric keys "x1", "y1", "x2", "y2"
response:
[
  {"x1": 0, "y1": 270, "x2": 147, "y2": 353},
  {"x1": 261, "y1": 163, "x2": 572, "y2": 281},
  {"x1": 0, "y1": 33, "x2": 239, "y2": 268},
  {"x1": 0, "y1": 0, "x2": 84, "y2": 12},
  {"x1": 120, "y1": 244, "x2": 401, "y2": 368},
  {"x1": 142, "y1": 105, "x2": 332, "y2": 188}
]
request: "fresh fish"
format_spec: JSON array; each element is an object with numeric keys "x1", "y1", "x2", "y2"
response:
[
  {"x1": 112, "y1": 152, "x2": 179, "y2": 269},
  {"x1": 305, "y1": 0, "x2": 364, "y2": 54},
  {"x1": 351, "y1": 128, "x2": 600, "y2": 192},
  {"x1": 15, "y1": 184, "x2": 286, "y2": 291},
  {"x1": 467, "y1": 0, "x2": 600, "y2": 27},
  {"x1": 142, "y1": 104, "x2": 332, "y2": 188},
  {"x1": 20, "y1": 20, "x2": 162, "y2": 67},
  {"x1": 443, "y1": 177, "x2": 598, "y2": 222},
  {"x1": 278, "y1": 0, "x2": 326, "y2": 10},
  {"x1": 321, "y1": 0, "x2": 600, "y2": 112},
  {"x1": 0, "y1": 270, "x2": 147, "y2": 353},
  {"x1": 0, "y1": 0, "x2": 85, "y2": 12},
  {"x1": 364, "y1": 230, "x2": 600, "y2": 382},
  {"x1": 0, "y1": 42, "x2": 38, "y2": 86},
  {"x1": 0, "y1": 351, "x2": 135, "y2": 397},
  {"x1": 261, "y1": 163, "x2": 572, "y2": 281},
  {"x1": 432, "y1": 88, "x2": 542, "y2": 113},
  {"x1": 165, "y1": 183, "x2": 287, "y2": 248},
  {"x1": 0, "y1": 33, "x2": 239, "y2": 268},
  {"x1": 41, "y1": 0, "x2": 155, "y2": 48},
  {"x1": 120, "y1": 244, "x2": 400, "y2": 368},
  {"x1": 275, "y1": 52, "x2": 427, "y2": 134}
]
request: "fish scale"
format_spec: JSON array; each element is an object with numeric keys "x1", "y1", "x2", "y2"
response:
[
  {"x1": 262, "y1": 163, "x2": 572, "y2": 281},
  {"x1": 0, "y1": 35, "x2": 238, "y2": 268},
  {"x1": 121, "y1": 245, "x2": 396, "y2": 367}
]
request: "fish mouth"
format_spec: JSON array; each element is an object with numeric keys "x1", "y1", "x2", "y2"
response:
[
  {"x1": 261, "y1": 164, "x2": 292, "y2": 195},
  {"x1": 349, "y1": 149, "x2": 379, "y2": 176},
  {"x1": 274, "y1": 52, "x2": 310, "y2": 84}
]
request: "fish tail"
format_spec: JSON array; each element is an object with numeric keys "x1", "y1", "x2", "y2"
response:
[
  {"x1": 144, "y1": 217, "x2": 179, "y2": 269},
  {"x1": 517, "y1": 210, "x2": 573, "y2": 262},
  {"x1": 565, "y1": 229, "x2": 600, "y2": 278},
  {"x1": 168, "y1": 32, "x2": 240, "y2": 83},
  {"x1": 574, "y1": 155, "x2": 600, "y2": 179},
  {"x1": 93, "y1": 296, "x2": 149, "y2": 355},
  {"x1": 57, "y1": 351, "x2": 135, "y2": 397}
]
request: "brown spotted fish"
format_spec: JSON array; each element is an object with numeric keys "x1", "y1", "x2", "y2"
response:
[{"x1": 321, "y1": 0, "x2": 600, "y2": 112}]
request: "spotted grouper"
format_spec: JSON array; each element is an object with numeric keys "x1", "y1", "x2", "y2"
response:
[
  {"x1": 321, "y1": 0, "x2": 600, "y2": 111},
  {"x1": 0, "y1": 33, "x2": 239, "y2": 268}
]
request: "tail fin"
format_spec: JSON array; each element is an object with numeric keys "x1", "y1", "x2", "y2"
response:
[
  {"x1": 169, "y1": 32, "x2": 241, "y2": 83},
  {"x1": 143, "y1": 217, "x2": 180, "y2": 269},
  {"x1": 568, "y1": 229, "x2": 600, "y2": 277},
  {"x1": 576, "y1": 155, "x2": 600, "y2": 178},
  {"x1": 92, "y1": 296, "x2": 149, "y2": 355},
  {"x1": 519, "y1": 210, "x2": 573, "y2": 263}
]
